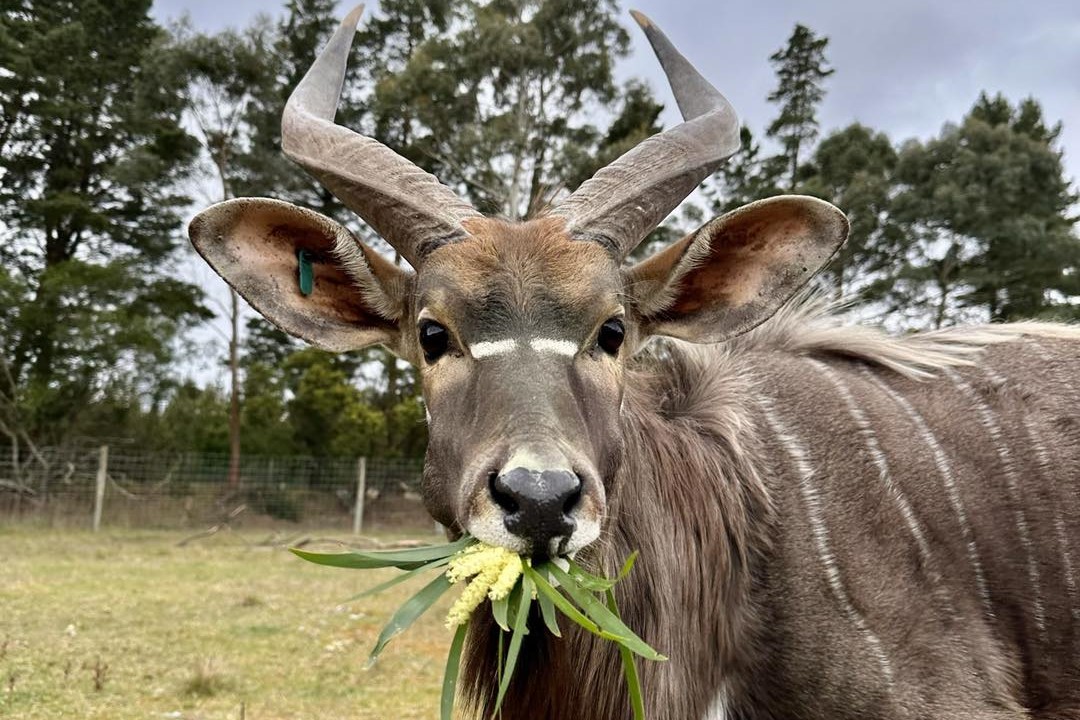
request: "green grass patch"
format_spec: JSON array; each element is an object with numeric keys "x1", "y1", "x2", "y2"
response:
[{"x1": 0, "y1": 528, "x2": 450, "y2": 719}]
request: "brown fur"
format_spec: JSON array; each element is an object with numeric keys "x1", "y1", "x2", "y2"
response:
[{"x1": 460, "y1": 303, "x2": 1080, "y2": 719}]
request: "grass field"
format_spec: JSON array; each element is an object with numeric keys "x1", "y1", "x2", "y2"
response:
[{"x1": 0, "y1": 526, "x2": 454, "y2": 719}]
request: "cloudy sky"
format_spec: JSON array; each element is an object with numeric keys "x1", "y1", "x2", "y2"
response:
[
  {"x1": 154, "y1": 0, "x2": 1080, "y2": 184},
  {"x1": 152, "y1": 0, "x2": 1080, "y2": 380}
]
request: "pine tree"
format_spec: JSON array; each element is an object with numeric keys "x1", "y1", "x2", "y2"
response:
[
  {"x1": 765, "y1": 24, "x2": 834, "y2": 191},
  {"x1": 0, "y1": 0, "x2": 208, "y2": 452},
  {"x1": 891, "y1": 93, "x2": 1079, "y2": 325},
  {"x1": 802, "y1": 123, "x2": 903, "y2": 299}
]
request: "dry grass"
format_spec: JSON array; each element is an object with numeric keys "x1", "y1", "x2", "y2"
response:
[{"x1": 0, "y1": 526, "x2": 454, "y2": 719}]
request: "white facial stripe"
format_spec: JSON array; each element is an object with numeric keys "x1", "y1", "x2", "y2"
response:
[
  {"x1": 469, "y1": 337, "x2": 579, "y2": 359},
  {"x1": 529, "y1": 338, "x2": 578, "y2": 356},
  {"x1": 470, "y1": 339, "x2": 517, "y2": 358}
]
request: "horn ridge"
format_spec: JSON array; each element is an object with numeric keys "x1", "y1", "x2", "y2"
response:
[
  {"x1": 281, "y1": 4, "x2": 482, "y2": 267},
  {"x1": 551, "y1": 11, "x2": 740, "y2": 260}
]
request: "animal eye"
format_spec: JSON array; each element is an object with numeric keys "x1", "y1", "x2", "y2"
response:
[
  {"x1": 597, "y1": 318, "x2": 625, "y2": 356},
  {"x1": 419, "y1": 320, "x2": 450, "y2": 363}
]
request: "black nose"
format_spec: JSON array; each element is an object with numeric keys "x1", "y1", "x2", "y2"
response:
[{"x1": 490, "y1": 467, "x2": 581, "y2": 555}]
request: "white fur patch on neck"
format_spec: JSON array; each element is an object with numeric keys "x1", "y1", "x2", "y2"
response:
[
  {"x1": 702, "y1": 686, "x2": 729, "y2": 720},
  {"x1": 470, "y1": 339, "x2": 518, "y2": 358},
  {"x1": 529, "y1": 338, "x2": 578, "y2": 356}
]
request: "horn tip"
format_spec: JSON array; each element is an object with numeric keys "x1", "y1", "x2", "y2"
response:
[
  {"x1": 343, "y1": 4, "x2": 365, "y2": 29},
  {"x1": 629, "y1": 9, "x2": 653, "y2": 29}
]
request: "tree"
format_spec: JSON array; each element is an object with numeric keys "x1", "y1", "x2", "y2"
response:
[
  {"x1": 707, "y1": 125, "x2": 783, "y2": 215},
  {"x1": 174, "y1": 19, "x2": 279, "y2": 487},
  {"x1": 0, "y1": 0, "x2": 208, "y2": 463},
  {"x1": 801, "y1": 124, "x2": 904, "y2": 299},
  {"x1": 236, "y1": 0, "x2": 357, "y2": 221},
  {"x1": 890, "y1": 94, "x2": 1079, "y2": 326},
  {"x1": 362, "y1": 0, "x2": 641, "y2": 219},
  {"x1": 285, "y1": 350, "x2": 386, "y2": 458},
  {"x1": 766, "y1": 24, "x2": 833, "y2": 191}
]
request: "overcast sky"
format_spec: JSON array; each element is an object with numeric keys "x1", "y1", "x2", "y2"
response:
[
  {"x1": 154, "y1": 0, "x2": 1080, "y2": 184},
  {"x1": 151, "y1": 0, "x2": 1080, "y2": 382}
]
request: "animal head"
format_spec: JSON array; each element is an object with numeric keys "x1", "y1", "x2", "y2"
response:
[{"x1": 189, "y1": 5, "x2": 848, "y2": 557}]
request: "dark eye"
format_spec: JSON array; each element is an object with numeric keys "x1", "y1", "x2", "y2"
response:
[
  {"x1": 419, "y1": 320, "x2": 450, "y2": 363},
  {"x1": 597, "y1": 318, "x2": 625, "y2": 356}
]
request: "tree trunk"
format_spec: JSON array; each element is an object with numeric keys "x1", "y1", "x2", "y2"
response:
[{"x1": 228, "y1": 288, "x2": 241, "y2": 489}]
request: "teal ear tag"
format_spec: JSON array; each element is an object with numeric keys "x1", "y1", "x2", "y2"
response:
[{"x1": 297, "y1": 249, "x2": 314, "y2": 296}]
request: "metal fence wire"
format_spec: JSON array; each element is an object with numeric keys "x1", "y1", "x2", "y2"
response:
[{"x1": 0, "y1": 445, "x2": 434, "y2": 532}]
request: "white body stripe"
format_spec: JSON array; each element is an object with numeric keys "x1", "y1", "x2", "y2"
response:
[
  {"x1": 760, "y1": 397, "x2": 896, "y2": 687},
  {"x1": 529, "y1": 338, "x2": 578, "y2": 356},
  {"x1": 1023, "y1": 413, "x2": 1080, "y2": 621},
  {"x1": 809, "y1": 360, "x2": 935, "y2": 570},
  {"x1": 470, "y1": 339, "x2": 518, "y2": 358},
  {"x1": 1027, "y1": 339, "x2": 1055, "y2": 362},
  {"x1": 861, "y1": 367, "x2": 995, "y2": 620},
  {"x1": 950, "y1": 366, "x2": 1048, "y2": 643}
]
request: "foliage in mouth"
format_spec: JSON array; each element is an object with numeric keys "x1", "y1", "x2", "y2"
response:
[{"x1": 293, "y1": 536, "x2": 665, "y2": 719}]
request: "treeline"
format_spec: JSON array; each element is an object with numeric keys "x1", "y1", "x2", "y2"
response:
[
  {"x1": 0, "y1": 0, "x2": 1076, "y2": 468},
  {"x1": 707, "y1": 24, "x2": 1079, "y2": 328}
]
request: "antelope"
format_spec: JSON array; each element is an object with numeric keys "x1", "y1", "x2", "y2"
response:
[{"x1": 189, "y1": 5, "x2": 1080, "y2": 719}]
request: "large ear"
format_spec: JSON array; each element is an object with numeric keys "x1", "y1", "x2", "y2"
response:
[
  {"x1": 626, "y1": 196, "x2": 847, "y2": 343},
  {"x1": 188, "y1": 197, "x2": 410, "y2": 353}
]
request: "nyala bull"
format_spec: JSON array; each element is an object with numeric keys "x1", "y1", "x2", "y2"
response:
[{"x1": 190, "y1": 6, "x2": 1080, "y2": 718}]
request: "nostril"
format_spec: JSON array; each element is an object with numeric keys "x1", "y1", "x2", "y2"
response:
[
  {"x1": 563, "y1": 475, "x2": 583, "y2": 515},
  {"x1": 488, "y1": 471, "x2": 519, "y2": 514}
]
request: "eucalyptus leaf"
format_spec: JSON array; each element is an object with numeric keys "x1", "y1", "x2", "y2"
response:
[
  {"x1": 367, "y1": 573, "x2": 453, "y2": 666},
  {"x1": 492, "y1": 593, "x2": 511, "y2": 632},
  {"x1": 346, "y1": 557, "x2": 450, "y2": 601},
  {"x1": 441, "y1": 622, "x2": 469, "y2": 720},
  {"x1": 618, "y1": 551, "x2": 640, "y2": 581},
  {"x1": 525, "y1": 565, "x2": 602, "y2": 636},
  {"x1": 291, "y1": 536, "x2": 473, "y2": 571},
  {"x1": 608, "y1": 589, "x2": 645, "y2": 720},
  {"x1": 494, "y1": 573, "x2": 533, "y2": 713},
  {"x1": 537, "y1": 587, "x2": 561, "y2": 637},
  {"x1": 566, "y1": 558, "x2": 618, "y2": 592},
  {"x1": 547, "y1": 564, "x2": 666, "y2": 661}
]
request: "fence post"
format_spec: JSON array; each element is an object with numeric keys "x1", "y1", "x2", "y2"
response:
[
  {"x1": 353, "y1": 456, "x2": 367, "y2": 536},
  {"x1": 92, "y1": 445, "x2": 108, "y2": 532}
]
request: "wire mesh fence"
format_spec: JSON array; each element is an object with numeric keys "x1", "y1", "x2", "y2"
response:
[{"x1": 0, "y1": 445, "x2": 436, "y2": 533}]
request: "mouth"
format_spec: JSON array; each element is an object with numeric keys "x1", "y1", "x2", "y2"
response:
[{"x1": 465, "y1": 506, "x2": 602, "y2": 560}]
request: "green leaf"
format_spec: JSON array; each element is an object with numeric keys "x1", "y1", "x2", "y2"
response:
[
  {"x1": 547, "y1": 564, "x2": 666, "y2": 661},
  {"x1": 346, "y1": 557, "x2": 450, "y2": 601},
  {"x1": 565, "y1": 558, "x2": 617, "y2": 592},
  {"x1": 617, "y1": 551, "x2": 640, "y2": 581},
  {"x1": 441, "y1": 622, "x2": 469, "y2": 720},
  {"x1": 537, "y1": 586, "x2": 561, "y2": 638},
  {"x1": 492, "y1": 593, "x2": 510, "y2": 632},
  {"x1": 608, "y1": 589, "x2": 645, "y2": 720},
  {"x1": 367, "y1": 573, "x2": 453, "y2": 666},
  {"x1": 525, "y1": 565, "x2": 601, "y2": 636},
  {"x1": 494, "y1": 573, "x2": 533, "y2": 713},
  {"x1": 291, "y1": 536, "x2": 473, "y2": 570}
]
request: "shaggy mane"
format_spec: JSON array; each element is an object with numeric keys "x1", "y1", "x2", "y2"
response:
[{"x1": 722, "y1": 291, "x2": 1080, "y2": 379}]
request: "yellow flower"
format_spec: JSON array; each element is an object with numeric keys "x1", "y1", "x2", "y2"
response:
[
  {"x1": 445, "y1": 542, "x2": 525, "y2": 628},
  {"x1": 488, "y1": 554, "x2": 523, "y2": 601}
]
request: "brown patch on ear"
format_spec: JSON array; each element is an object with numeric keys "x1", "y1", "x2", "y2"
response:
[
  {"x1": 626, "y1": 195, "x2": 847, "y2": 343},
  {"x1": 189, "y1": 197, "x2": 410, "y2": 353}
]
